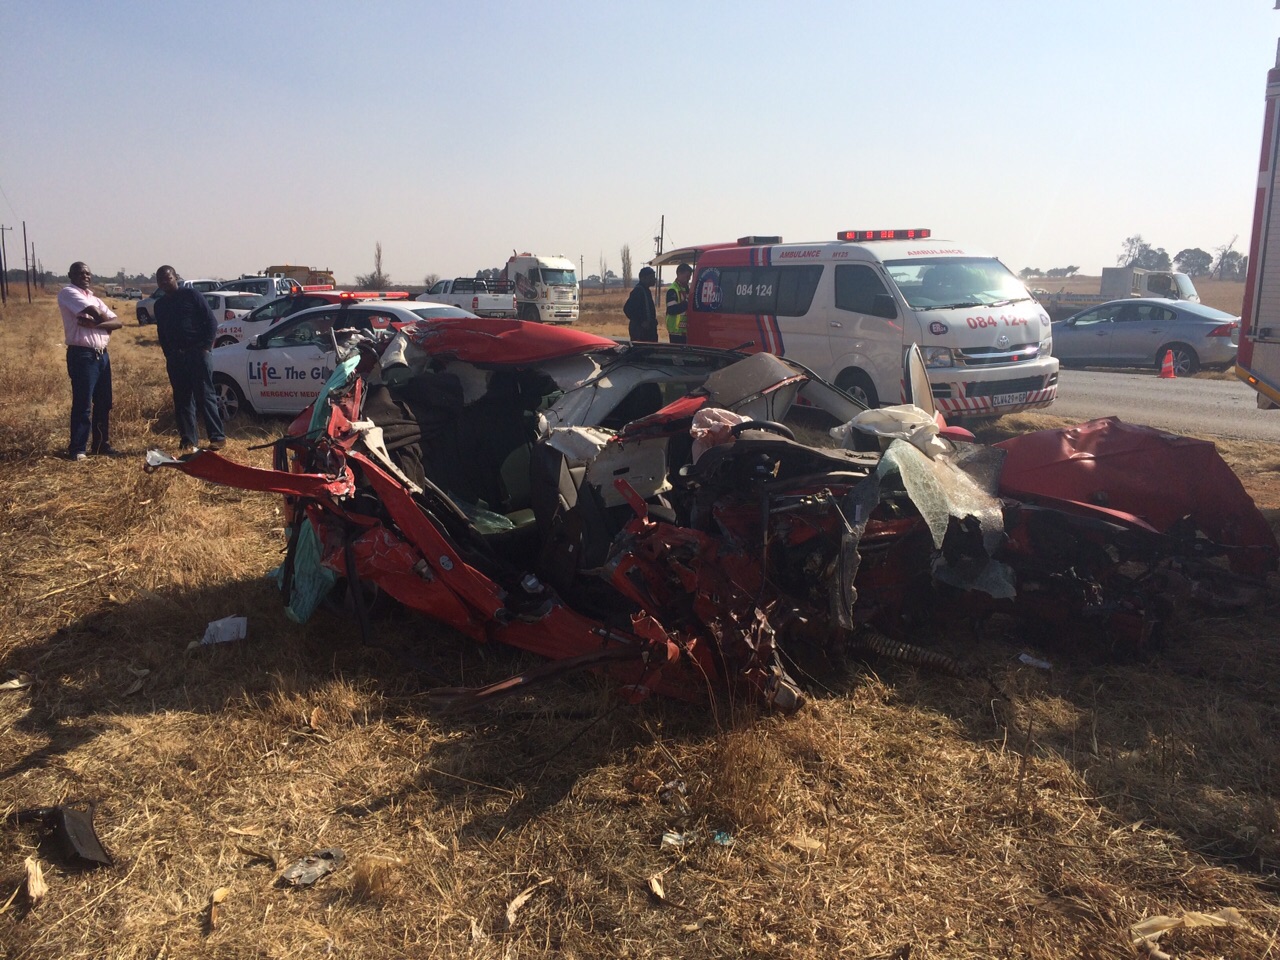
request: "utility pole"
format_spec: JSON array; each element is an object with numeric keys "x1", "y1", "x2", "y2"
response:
[
  {"x1": 653, "y1": 215, "x2": 665, "y2": 288},
  {"x1": 0, "y1": 224, "x2": 9, "y2": 305},
  {"x1": 22, "y1": 221, "x2": 31, "y2": 303}
]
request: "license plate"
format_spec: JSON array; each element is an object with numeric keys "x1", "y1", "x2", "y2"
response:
[{"x1": 990, "y1": 391, "x2": 1028, "y2": 406}]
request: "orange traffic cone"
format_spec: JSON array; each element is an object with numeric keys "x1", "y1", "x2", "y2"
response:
[{"x1": 1159, "y1": 349, "x2": 1176, "y2": 379}]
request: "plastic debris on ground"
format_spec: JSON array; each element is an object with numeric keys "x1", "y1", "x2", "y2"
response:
[
  {"x1": 279, "y1": 847, "x2": 344, "y2": 887},
  {"x1": 1018, "y1": 653, "x2": 1053, "y2": 670},
  {"x1": 200, "y1": 615, "x2": 248, "y2": 646}
]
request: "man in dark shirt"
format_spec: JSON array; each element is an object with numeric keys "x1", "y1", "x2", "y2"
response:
[
  {"x1": 624, "y1": 266, "x2": 658, "y2": 342},
  {"x1": 154, "y1": 265, "x2": 225, "y2": 452}
]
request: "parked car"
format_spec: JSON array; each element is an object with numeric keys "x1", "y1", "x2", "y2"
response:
[
  {"x1": 216, "y1": 275, "x2": 303, "y2": 299},
  {"x1": 1052, "y1": 298, "x2": 1240, "y2": 375},
  {"x1": 136, "y1": 289, "x2": 162, "y2": 324},
  {"x1": 124, "y1": 287, "x2": 143, "y2": 300},
  {"x1": 211, "y1": 300, "x2": 479, "y2": 419},
  {"x1": 214, "y1": 290, "x2": 411, "y2": 347},
  {"x1": 136, "y1": 279, "x2": 224, "y2": 323},
  {"x1": 203, "y1": 291, "x2": 265, "y2": 329}
]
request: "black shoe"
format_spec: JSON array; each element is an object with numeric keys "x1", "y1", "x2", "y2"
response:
[{"x1": 206, "y1": 440, "x2": 225, "y2": 452}]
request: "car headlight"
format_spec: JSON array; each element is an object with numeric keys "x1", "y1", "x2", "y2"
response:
[
  {"x1": 923, "y1": 346, "x2": 953, "y2": 368},
  {"x1": 1038, "y1": 337, "x2": 1052, "y2": 358}
]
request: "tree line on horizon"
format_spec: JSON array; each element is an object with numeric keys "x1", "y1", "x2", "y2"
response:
[{"x1": 1021, "y1": 234, "x2": 1248, "y2": 282}]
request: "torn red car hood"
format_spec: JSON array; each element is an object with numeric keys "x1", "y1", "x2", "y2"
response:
[
  {"x1": 403, "y1": 317, "x2": 617, "y2": 364},
  {"x1": 996, "y1": 417, "x2": 1278, "y2": 575}
]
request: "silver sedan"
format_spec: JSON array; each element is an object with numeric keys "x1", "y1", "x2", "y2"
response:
[{"x1": 1051, "y1": 298, "x2": 1239, "y2": 375}]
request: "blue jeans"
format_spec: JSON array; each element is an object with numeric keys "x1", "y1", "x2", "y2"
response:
[
  {"x1": 165, "y1": 347, "x2": 224, "y2": 446},
  {"x1": 66, "y1": 346, "x2": 112, "y2": 455}
]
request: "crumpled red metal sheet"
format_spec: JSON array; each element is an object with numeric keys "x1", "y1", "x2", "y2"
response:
[
  {"x1": 148, "y1": 451, "x2": 356, "y2": 499},
  {"x1": 995, "y1": 417, "x2": 1278, "y2": 575},
  {"x1": 404, "y1": 317, "x2": 617, "y2": 365}
]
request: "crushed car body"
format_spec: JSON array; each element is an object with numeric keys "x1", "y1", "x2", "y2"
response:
[{"x1": 146, "y1": 318, "x2": 1278, "y2": 710}]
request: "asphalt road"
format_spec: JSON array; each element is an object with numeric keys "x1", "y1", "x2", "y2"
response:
[{"x1": 1050, "y1": 369, "x2": 1280, "y2": 442}]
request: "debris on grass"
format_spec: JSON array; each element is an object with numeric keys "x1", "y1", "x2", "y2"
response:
[
  {"x1": 24, "y1": 857, "x2": 47, "y2": 907},
  {"x1": 504, "y1": 876, "x2": 553, "y2": 930},
  {"x1": 278, "y1": 848, "x2": 344, "y2": 887},
  {"x1": 199, "y1": 615, "x2": 248, "y2": 646},
  {"x1": 0, "y1": 671, "x2": 33, "y2": 691}
]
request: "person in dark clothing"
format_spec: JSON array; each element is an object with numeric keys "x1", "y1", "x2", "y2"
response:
[
  {"x1": 154, "y1": 265, "x2": 225, "y2": 452},
  {"x1": 624, "y1": 266, "x2": 658, "y2": 342}
]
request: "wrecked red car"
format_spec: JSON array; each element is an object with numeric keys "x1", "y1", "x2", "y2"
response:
[{"x1": 147, "y1": 319, "x2": 1277, "y2": 710}]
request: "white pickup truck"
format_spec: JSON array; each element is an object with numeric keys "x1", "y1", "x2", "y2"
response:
[{"x1": 417, "y1": 277, "x2": 517, "y2": 318}]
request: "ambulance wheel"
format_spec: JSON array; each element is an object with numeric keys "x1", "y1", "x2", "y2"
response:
[
  {"x1": 213, "y1": 375, "x2": 248, "y2": 422},
  {"x1": 836, "y1": 369, "x2": 879, "y2": 408},
  {"x1": 519, "y1": 303, "x2": 540, "y2": 323},
  {"x1": 1157, "y1": 343, "x2": 1198, "y2": 376}
]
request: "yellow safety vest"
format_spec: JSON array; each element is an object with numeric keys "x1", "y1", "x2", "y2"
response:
[{"x1": 666, "y1": 280, "x2": 689, "y2": 336}]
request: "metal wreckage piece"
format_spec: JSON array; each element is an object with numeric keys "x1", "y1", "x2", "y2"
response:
[{"x1": 147, "y1": 321, "x2": 1278, "y2": 712}]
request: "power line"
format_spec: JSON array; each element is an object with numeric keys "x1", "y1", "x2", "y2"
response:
[{"x1": 0, "y1": 179, "x2": 19, "y2": 220}]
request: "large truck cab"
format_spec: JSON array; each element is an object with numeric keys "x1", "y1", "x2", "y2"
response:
[
  {"x1": 504, "y1": 253, "x2": 579, "y2": 324},
  {"x1": 670, "y1": 230, "x2": 1058, "y2": 417}
]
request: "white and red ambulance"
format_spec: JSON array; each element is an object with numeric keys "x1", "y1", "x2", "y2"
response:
[{"x1": 659, "y1": 230, "x2": 1058, "y2": 417}]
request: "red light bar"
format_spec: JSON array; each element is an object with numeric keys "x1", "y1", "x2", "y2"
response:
[
  {"x1": 837, "y1": 229, "x2": 931, "y2": 241},
  {"x1": 737, "y1": 235, "x2": 783, "y2": 245}
]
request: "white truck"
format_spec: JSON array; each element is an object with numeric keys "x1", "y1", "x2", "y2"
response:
[
  {"x1": 1235, "y1": 36, "x2": 1280, "y2": 408},
  {"x1": 502, "y1": 253, "x2": 579, "y2": 324},
  {"x1": 1037, "y1": 266, "x2": 1200, "y2": 321},
  {"x1": 417, "y1": 277, "x2": 517, "y2": 318}
]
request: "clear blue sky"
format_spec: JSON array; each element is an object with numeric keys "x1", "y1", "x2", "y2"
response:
[{"x1": 1, "y1": 0, "x2": 1276, "y2": 285}]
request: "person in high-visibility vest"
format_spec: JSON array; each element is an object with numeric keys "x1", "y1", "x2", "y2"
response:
[{"x1": 665, "y1": 263, "x2": 693, "y2": 344}]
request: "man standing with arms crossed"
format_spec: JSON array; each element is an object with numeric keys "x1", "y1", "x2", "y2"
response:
[
  {"x1": 58, "y1": 262, "x2": 123, "y2": 461},
  {"x1": 153, "y1": 265, "x2": 224, "y2": 453},
  {"x1": 665, "y1": 262, "x2": 693, "y2": 344}
]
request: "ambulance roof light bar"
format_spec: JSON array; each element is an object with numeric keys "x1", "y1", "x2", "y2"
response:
[
  {"x1": 837, "y1": 229, "x2": 931, "y2": 241},
  {"x1": 737, "y1": 235, "x2": 783, "y2": 245}
]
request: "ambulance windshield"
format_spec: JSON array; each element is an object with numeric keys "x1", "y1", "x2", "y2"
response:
[{"x1": 885, "y1": 257, "x2": 1032, "y2": 310}]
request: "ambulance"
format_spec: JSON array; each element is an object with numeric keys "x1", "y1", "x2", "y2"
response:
[{"x1": 657, "y1": 230, "x2": 1058, "y2": 417}]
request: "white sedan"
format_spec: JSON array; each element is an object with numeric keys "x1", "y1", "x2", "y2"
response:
[{"x1": 212, "y1": 300, "x2": 478, "y2": 420}]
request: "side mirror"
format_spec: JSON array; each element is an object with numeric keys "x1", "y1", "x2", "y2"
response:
[
  {"x1": 247, "y1": 335, "x2": 264, "y2": 350},
  {"x1": 872, "y1": 293, "x2": 898, "y2": 320}
]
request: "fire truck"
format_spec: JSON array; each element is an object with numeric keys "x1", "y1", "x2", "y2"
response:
[{"x1": 1234, "y1": 37, "x2": 1280, "y2": 408}]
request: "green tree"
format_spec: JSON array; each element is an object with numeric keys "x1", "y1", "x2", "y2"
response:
[
  {"x1": 1136, "y1": 247, "x2": 1171, "y2": 271},
  {"x1": 1173, "y1": 248, "x2": 1213, "y2": 277}
]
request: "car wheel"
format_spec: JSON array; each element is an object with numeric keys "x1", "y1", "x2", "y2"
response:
[
  {"x1": 136, "y1": 308, "x2": 149, "y2": 325},
  {"x1": 213, "y1": 375, "x2": 249, "y2": 422},
  {"x1": 518, "y1": 303, "x2": 540, "y2": 323},
  {"x1": 836, "y1": 368, "x2": 879, "y2": 408},
  {"x1": 1158, "y1": 343, "x2": 1199, "y2": 376},
  {"x1": 214, "y1": 336, "x2": 236, "y2": 348}
]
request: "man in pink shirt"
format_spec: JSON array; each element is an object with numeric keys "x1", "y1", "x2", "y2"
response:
[{"x1": 57, "y1": 262, "x2": 123, "y2": 460}]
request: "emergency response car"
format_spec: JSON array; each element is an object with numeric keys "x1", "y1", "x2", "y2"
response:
[
  {"x1": 658, "y1": 230, "x2": 1058, "y2": 418},
  {"x1": 214, "y1": 289, "x2": 411, "y2": 346},
  {"x1": 212, "y1": 300, "x2": 477, "y2": 419}
]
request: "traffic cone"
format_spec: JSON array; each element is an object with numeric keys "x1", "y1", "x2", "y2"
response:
[{"x1": 1159, "y1": 349, "x2": 1176, "y2": 379}]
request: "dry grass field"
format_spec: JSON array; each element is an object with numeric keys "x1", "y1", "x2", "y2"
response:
[{"x1": 3, "y1": 289, "x2": 1280, "y2": 959}]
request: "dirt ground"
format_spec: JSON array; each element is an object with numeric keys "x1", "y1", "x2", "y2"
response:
[{"x1": 2, "y1": 291, "x2": 1280, "y2": 959}]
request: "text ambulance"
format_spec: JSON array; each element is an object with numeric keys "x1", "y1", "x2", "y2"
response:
[{"x1": 663, "y1": 230, "x2": 1057, "y2": 417}]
